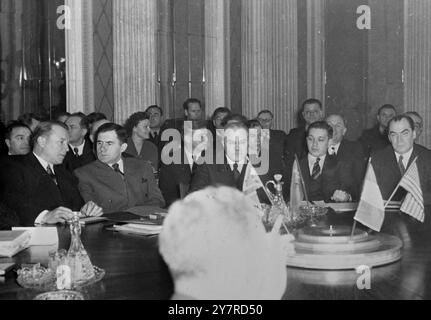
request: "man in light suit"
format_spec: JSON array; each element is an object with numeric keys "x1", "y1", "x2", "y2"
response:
[{"x1": 74, "y1": 123, "x2": 165, "y2": 213}]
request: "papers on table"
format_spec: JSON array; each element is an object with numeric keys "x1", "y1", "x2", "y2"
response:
[
  {"x1": 12, "y1": 227, "x2": 58, "y2": 246},
  {"x1": 112, "y1": 223, "x2": 163, "y2": 236},
  {"x1": 325, "y1": 202, "x2": 359, "y2": 212},
  {"x1": 0, "y1": 230, "x2": 32, "y2": 258}
]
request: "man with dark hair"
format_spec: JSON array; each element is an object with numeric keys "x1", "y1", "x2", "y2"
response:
[
  {"x1": 372, "y1": 115, "x2": 431, "y2": 213},
  {"x1": 86, "y1": 112, "x2": 107, "y2": 129},
  {"x1": 54, "y1": 111, "x2": 70, "y2": 123},
  {"x1": 298, "y1": 121, "x2": 355, "y2": 202},
  {"x1": 74, "y1": 123, "x2": 165, "y2": 213},
  {"x1": 63, "y1": 112, "x2": 96, "y2": 172},
  {"x1": 285, "y1": 98, "x2": 324, "y2": 160},
  {"x1": 18, "y1": 113, "x2": 42, "y2": 132},
  {"x1": 4, "y1": 121, "x2": 31, "y2": 156},
  {"x1": 359, "y1": 104, "x2": 397, "y2": 157},
  {"x1": 183, "y1": 98, "x2": 203, "y2": 121},
  {"x1": 145, "y1": 105, "x2": 164, "y2": 147},
  {"x1": 0, "y1": 121, "x2": 102, "y2": 226},
  {"x1": 209, "y1": 108, "x2": 231, "y2": 131}
]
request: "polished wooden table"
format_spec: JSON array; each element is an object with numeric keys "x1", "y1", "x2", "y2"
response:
[{"x1": 0, "y1": 211, "x2": 430, "y2": 300}]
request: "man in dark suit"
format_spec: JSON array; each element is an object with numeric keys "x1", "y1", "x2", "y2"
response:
[
  {"x1": 145, "y1": 105, "x2": 164, "y2": 148},
  {"x1": 298, "y1": 121, "x2": 356, "y2": 202},
  {"x1": 74, "y1": 123, "x2": 165, "y2": 213},
  {"x1": 326, "y1": 114, "x2": 367, "y2": 196},
  {"x1": 372, "y1": 115, "x2": 431, "y2": 212},
  {"x1": 159, "y1": 122, "x2": 209, "y2": 207},
  {"x1": 189, "y1": 122, "x2": 251, "y2": 193},
  {"x1": 359, "y1": 104, "x2": 397, "y2": 157},
  {"x1": 63, "y1": 113, "x2": 96, "y2": 173},
  {"x1": 285, "y1": 98, "x2": 324, "y2": 161},
  {"x1": 0, "y1": 121, "x2": 102, "y2": 226}
]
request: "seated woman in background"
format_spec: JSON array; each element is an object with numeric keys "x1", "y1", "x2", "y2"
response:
[{"x1": 123, "y1": 112, "x2": 159, "y2": 172}]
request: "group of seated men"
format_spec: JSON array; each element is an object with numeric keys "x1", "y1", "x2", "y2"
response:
[{"x1": 0, "y1": 97, "x2": 430, "y2": 229}]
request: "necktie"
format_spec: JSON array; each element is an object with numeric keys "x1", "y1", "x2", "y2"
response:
[
  {"x1": 233, "y1": 162, "x2": 241, "y2": 184},
  {"x1": 46, "y1": 165, "x2": 57, "y2": 185},
  {"x1": 398, "y1": 155, "x2": 406, "y2": 175},
  {"x1": 112, "y1": 163, "x2": 124, "y2": 177},
  {"x1": 311, "y1": 158, "x2": 321, "y2": 180},
  {"x1": 73, "y1": 147, "x2": 79, "y2": 157}
]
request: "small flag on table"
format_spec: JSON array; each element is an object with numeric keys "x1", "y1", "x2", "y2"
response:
[
  {"x1": 399, "y1": 161, "x2": 424, "y2": 222},
  {"x1": 242, "y1": 161, "x2": 265, "y2": 206},
  {"x1": 290, "y1": 158, "x2": 304, "y2": 212},
  {"x1": 354, "y1": 161, "x2": 385, "y2": 232}
]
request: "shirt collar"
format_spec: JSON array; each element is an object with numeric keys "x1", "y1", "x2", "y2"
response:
[
  {"x1": 69, "y1": 141, "x2": 86, "y2": 156},
  {"x1": 328, "y1": 142, "x2": 341, "y2": 155},
  {"x1": 395, "y1": 147, "x2": 414, "y2": 165},
  {"x1": 111, "y1": 158, "x2": 125, "y2": 173},
  {"x1": 226, "y1": 156, "x2": 246, "y2": 172},
  {"x1": 33, "y1": 152, "x2": 54, "y2": 174}
]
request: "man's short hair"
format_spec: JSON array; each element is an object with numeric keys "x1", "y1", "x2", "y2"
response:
[
  {"x1": 301, "y1": 98, "x2": 323, "y2": 112},
  {"x1": 388, "y1": 115, "x2": 415, "y2": 131},
  {"x1": 95, "y1": 123, "x2": 128, "y2": 145},
  {"x1": 159, "y1": 186, "x2": 266, "y2": 280},
  {"x1": 30, "y1": 121, "x2": 68, "y2": 149},
  {"x1": 222, "y1": 114, "x2": 248, "y2": 127},
  {"x1": 5, "y1": 121, "x2": 31, "y2": 140},
  {"x1": 224, "y1": 121, "x2": 249, "y2": 133},
  {"x1": 54, "y1": 111, "x2": 70, "y2": 121},
  {"x1": 405, "y1": 111, "x2": 423, "y2": 124},
  {"x1": 257, "y1": 109, "x2": 274, "y2": 119},
  {"x1": 68, "y1": 112, "x2": 89, "y2": 131},
  {"x1": 211, "y1": 107, "x2": 231, "y2": 121},
  {"x1": 18, "y1": 113, "x2": 43, "y2": 127},
  {"x1": 86, "y1": 112, "x2": 108, "y2": 126},
  {"x1": 378, "y1": 104, "x2": 396, "y2": 116},
  {"x1": 183, "y1": 98, "x2": 202, "y2": 111},
  {"x1": 246, "y1": 119, "x2": 262, "y2": 129},
  {"x1": 145, "y1": 105, "x2": 164, "y2": 116},
  {"x1": 124, "y1": 112, "x2": 150, "y2": 136},
  {"x1": 326, "y1": 114, "x2": 347, "y2": 126},
  {"x1": 306, "y1": 121, "x2": 333, "y2": 139}
]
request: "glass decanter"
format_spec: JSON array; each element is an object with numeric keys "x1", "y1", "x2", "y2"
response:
[{"x1": 67, "y1": 212, "x2": 95, "y2": 286}]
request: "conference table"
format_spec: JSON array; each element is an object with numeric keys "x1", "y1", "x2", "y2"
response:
[{"x1": 0, "y1": 210, "x2": 430, "y2": 300}]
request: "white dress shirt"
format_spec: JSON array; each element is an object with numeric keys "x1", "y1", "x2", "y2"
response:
[
  {"x1": 69, "y1": 141, "x2": 86, "y2": 156},
  {"x1": 328, "y1": 142, "x2": 341, "y2": 155},
  {"x1": 307, "y1": 154, "x2": 326, "y2": 176},
  {"x1": 395, "y1": 147, "x2": 414, "y2": 170}
]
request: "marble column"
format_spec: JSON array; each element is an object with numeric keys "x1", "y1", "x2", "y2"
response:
[
  {"x1": 404, "y1": 0, "x2": 431, "y2": 148},
  {"x1": 306, "y1": 0, "x2": 325, "y2": 107},
  {"x1": 241, "y1": 0, "x2": 298, "y2": 132},
  {"x1": 113, "y1": 0, "x2": 157, "y2": 125},
  {"x1": 65, "y1": 0, "x2": 94, "y2": 114},
  {"x1": 204, "y1": 0, "x2": 229, "y2": 116}
]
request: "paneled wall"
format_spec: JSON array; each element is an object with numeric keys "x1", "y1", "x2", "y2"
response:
[
  {"x1": 404, "y1": 0, "x2": 431, "y2": 148},
  {"x1": 241, "y1": 0, "x2": 298, "y2": 132}
]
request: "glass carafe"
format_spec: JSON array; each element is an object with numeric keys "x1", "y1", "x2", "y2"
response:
[{"x1": 67, "y1": 213, "x2": 95, "y2": 286}]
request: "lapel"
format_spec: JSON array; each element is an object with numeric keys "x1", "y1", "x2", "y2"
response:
[{"x1": 299, "y1": 156, "x2": 311, "y2": 181}]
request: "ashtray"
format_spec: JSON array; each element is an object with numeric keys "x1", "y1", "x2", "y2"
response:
[
  {"x1": 17, "y1": 264, "x2": 105, "y2": 291},
  {"x1": 299, "y1": 205, "x2": 328, "y2": 217},
  {"x1": 34, "y1": 290, "x2": 84, "y2": 300}
]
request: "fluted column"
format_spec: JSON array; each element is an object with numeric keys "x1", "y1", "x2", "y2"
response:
[
  {"x1": 204, "y1": 0, "x2": 229, "y2": 115},
  {"x1": 306, "y1": 0, "x2": 325, "y2": 105},
  {"x1": 241, "y1": 0, "x2": 298, "y2": 132},
  {"x1": 113, "y1": 0, "x2": 157, "y2": 125},
  {"x1": 404, "y1": 0, "x2": 431, "y2": 148},
  {"x1": 65, "y1": 0, "x2": 94, "y2": 114}
]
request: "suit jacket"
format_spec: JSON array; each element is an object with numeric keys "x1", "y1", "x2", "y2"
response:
[
  {"x1": 0, "y1": 153, "x2": 84, "y2": 226},
  {"x1": 298, "y1": 154, "x2": 356, "y2": 202},
  {"x1": 334, "y1": 139, "x2": 367, "y2": 197},
  {"x1": 62, "y1": 139, "x2": 96, "y2": 173},
  {"x1": 285, "y1": 126, "x2": 308, "y2": 165},
  {"x1": 372, "y1": 145, "x2": 431, "y2": 208},
  {"x1": 124, "y1": 138, "x2": 159, "y2": 171},
  {"x1": 74, "y1": 158, "x2": 165, "y2": 213},
  {"x1": 0, "y1": 201, "x2": 19, "y2": 230},
  {"x1": 358, "y1": 125, "x2": 390, "y2": 157}
]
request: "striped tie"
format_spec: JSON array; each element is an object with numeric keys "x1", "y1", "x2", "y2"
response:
[
  {"x1": 398, "y1": 155, "x2": 406, "y2": 175},
  {"x1": 311, "y1": 158, "x2": 321, "y2": 180},
  {"x1": 46, "y1": 165, "x2": 58, "y2": 185}
]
